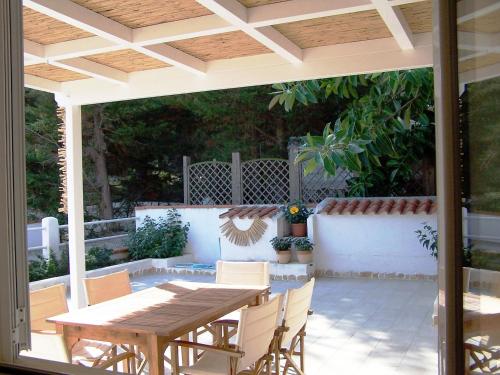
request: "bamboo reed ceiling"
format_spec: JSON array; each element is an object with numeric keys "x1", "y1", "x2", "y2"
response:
[
  {"x1": 458, "y1": 9, "x2": 500, "y2": 33},
  {"x1": 71, "y1": 0, "x2": 213, "y2": 29},
  {"x1": 398, "y1": 1, "x2": 433, "y2": 34},
  {"x1": 274, "y1": 11, "x2": 392, "y2": 49},
  {"x1": 23, "y1": 7, "x2": 94, "y2": 45},
  {"x1": 85, "y1": 49, "x2": 171, "y2": 73},
  {"x1": 459, "y1": 53, "x2": 500, "y2": 73},
  {"x1": 168, "y1": 31, "x2": 271, "y2": 61},
  {"x1": 24, "y1": 64, "x2": 89, "y2": 82}
]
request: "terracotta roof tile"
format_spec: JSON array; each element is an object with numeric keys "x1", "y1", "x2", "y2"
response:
[
  {"x1": 219, "y1": 205, "x2": 280, "y2": 219},
  {"x1": 321, "y1": 197, "x2": 436, "y2": 215}
]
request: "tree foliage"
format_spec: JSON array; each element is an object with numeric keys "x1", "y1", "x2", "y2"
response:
[{"x1": 269, "y1": 69, "x2": 435, "y2": 196}]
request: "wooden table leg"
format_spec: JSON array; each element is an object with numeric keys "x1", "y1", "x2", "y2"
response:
[
  {"x1": 180, "y1": 333, "x2": 190, "y2": 367},
  {"x1": 147, "y1": 335, "x2": 164, "y2": 375}
]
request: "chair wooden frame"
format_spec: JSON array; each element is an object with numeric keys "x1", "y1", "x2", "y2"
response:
[
  {"x1": 28, "y1": 284, "x2": 134, "y2": 372},
  {"x1": 273, "y1": 311, "x2": 313, "y2": 375},
  {"x1": 82, "y1": 271, "x2": 144, "y2": 373}
]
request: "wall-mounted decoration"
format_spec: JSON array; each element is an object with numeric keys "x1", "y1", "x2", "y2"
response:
[{"x1": 220, "y1": 217, "x2": 268, "y2": 246}]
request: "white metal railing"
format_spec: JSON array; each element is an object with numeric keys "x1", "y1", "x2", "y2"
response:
[
  {"x1": 27, "y1": 245, "x2": 46, "y2": 251},
  {"x1": 27, "y1": 226, "x2": 43, "y2": 231},
  {"x1": 58, "y1": 216, "x2": 138, "y2": 229},
  {"x1": 28, "y1": 217, "x2": 138, "y2": 258}
]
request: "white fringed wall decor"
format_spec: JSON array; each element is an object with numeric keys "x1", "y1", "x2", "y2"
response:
[
  {"x1": 57, "y1": 107, "x2": 68, "y2": 214},
  {"x1": 220, "y1": 217, "x2": 268, "y2": 246}
]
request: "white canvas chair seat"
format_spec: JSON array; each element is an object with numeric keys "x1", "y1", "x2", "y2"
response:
[
  {"x1": 21, "y1": 332, "x2": 134, "y2": 370},
  {"x1": 171, "y1": 295, "x2": 281, "y2": 375},
  {"x1": 28, "y1": 283, "x2": 135, "y2": 372},
  {"x1": 197, "y1": 261, "x2": 270, "y2": 348},
  {"x1": 179, "y1": 350, "x2": 233, "y2": 375}
]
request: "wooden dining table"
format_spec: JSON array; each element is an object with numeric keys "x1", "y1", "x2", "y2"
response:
[
  {"x1": 48, "y1": 281, "x2": 270, "y2": 375},
  {"x1": 433, "y1": 291, "x2": 500, "y2": 339}
]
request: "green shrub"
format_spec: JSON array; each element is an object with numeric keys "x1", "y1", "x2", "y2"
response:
[
  {"x1": 270, "y1": 236, "x2": 293, "y2": 251},
  {"x1": 86, "y1": 247, "x2": 115, "y2": 270},
  {"x1": 29, "y1": 246, "x2": 117, "y2": 282},
  {"x1": 127, "y1": 210, "x2": 190, "y2": 260},
  {"x1": 294, "y1": 237, "x2": 314, "y2": 251}
]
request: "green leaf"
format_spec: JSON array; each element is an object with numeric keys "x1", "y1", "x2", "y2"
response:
[
  {"x1": 303, "y1": 158, "x2": 317, "y2": 175},
  {"x1": 268, "y1": 95, "x2": 280, "y2": 110}
]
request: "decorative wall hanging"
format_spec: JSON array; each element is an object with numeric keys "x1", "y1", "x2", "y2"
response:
[
  {"x1": 220, "y1": 217, "x2": 268, "y2": 246},
  {"x1": 57, "y1": 107, "x2": 68, "y2": 214}
]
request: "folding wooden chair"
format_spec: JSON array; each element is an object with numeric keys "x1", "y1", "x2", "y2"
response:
[
  {"x1": 195, "y1": 261, "x2": 271, "y2": 353},
  {"x1": 83, "y1": 270, "x2": 144, "y2": 373},
  {"x1": 170, "y1": 295, "x2": 282, "y2": 375},
  {"x1": 25, "y1": 284, "x2": 134, "y2": 372},
  {"x1": 274, "y1": 278, "x2": 315, "y2": 375}
]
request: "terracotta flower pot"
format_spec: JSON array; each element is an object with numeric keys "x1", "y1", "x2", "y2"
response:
[
  {"x1": 291, "y1": 223, "x2": 307, "y2": 237},
  {"x1": 297, "y1": 251, "x2": 313, "y2": 264},
  {"x1": 276, "y1": 250, "x2": 292, "y2": 264}
]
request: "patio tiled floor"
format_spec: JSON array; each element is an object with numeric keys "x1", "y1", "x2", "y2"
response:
[{"x1": 131, "y1": 273, "x2": 438, "y2": 375}]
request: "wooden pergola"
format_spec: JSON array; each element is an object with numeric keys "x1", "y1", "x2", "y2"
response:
[{"x1": 20, "y1": 0, "x2": 499, "y2": 308}]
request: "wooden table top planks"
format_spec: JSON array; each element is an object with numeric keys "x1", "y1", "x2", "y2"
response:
[{"x1": 48, "y1": 281, "x2": 270, "y2": 375}]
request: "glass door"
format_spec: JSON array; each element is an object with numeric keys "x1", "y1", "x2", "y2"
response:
[{"x1": 457, "y1": 1, "x2": 500, "y2": 373}]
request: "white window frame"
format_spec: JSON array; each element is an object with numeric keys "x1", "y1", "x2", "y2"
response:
[{"x1": 0, "y1": 1, "x2": 110, "y2": 374}]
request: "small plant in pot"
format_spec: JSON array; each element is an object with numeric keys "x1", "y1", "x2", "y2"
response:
[
  {"x1": 294, "y1": 237, "x2": 314, "y2": 264},
  {"x1": 270, "y1": 236, "x2": 293, "y2": 264},
  {"x1": 283, "y1": 201, "x2": 312, "y2": 237}
]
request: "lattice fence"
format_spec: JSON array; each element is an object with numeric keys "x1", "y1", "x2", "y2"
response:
[
  {"x1": 184, "y1": 152, "x2": 350, "y2": 205},
  {"x1": 187, "y1": 161, "x2": 232, "y2": 205},
  {"x1": 300, "y1": 166, "x2": 351, "y2": 203},
  {"x1": 241, "y1": 159, "x2": 290, "y2": 204}
]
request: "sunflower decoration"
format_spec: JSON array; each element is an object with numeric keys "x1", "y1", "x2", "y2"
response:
[{"x1": 283, "y1": 201, "x2": 312, "y2": 224}]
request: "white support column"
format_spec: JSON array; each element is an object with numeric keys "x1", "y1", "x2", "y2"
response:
[
  {"x1": 62, "y1": 103, "x2": 87, "y2": 309},
  {"x1": 41, "y1": 217, "x2": 60, "y2": 259}
]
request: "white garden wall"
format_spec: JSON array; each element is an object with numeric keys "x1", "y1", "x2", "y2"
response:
[
  {"x1": 135, "y1": 205, "x2": 227, "y2": 263},
  {"x1": 135, "y1": 201, "x2": 438, "y2": 277},
  {"x1": 310, "y1": 212, "x2": 437, "y2": 276},
  {"x1": 219, "y1": 215, "x2": 288, "y2": 262}
]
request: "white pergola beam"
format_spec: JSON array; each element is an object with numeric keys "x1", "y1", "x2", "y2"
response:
[
  {"x1": 371, "y1": 0, "x2": 414, "y2": 49},
  {"x1": 23, "y1": 0, "x2": 206, "y2": 74},
  {"x1": 24, "y1": 74, "x2": 61, "y2": 93},
  {"x1": 196, "y1": 0, "x2": 303, "y2": 64},
  {"x1": 23, "y1": 0, "x2": 132, "y2": 44},
  {"x1": 458, "y1": 32, "x2": 500, "y2": 54},
  {"x1": 457, "y1": 0, "x2": 500, "y2": 24},
  {"x1": 460, "y1": 61, "x2": 500, "y2": 84},
  {"x1": 58, "y1": 33, "x2": 432, "y2": 105},
  {"x1": 23, "y1": 0, "x2": 428, "y2": 65},
  {"x1": 247, "y1": 0, "x2": 375, "y2": 27},
  {"x1": 44, "y1": 37, "x2": 121, "y2": 61},
  {"x1": 24, "y1": 39, "x2": 45, "y2": 60},
  {"x1": 50, "y1": 58, "x2": 129, "y2": 85},
  {"x1": 133, "y1": 15, "x2": 238, "y2": 45}
]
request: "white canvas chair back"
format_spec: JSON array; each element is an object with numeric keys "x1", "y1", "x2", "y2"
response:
[
  {"x1": 216, "y1": 260, "x2": 270, "y2": 286},
  {"x1": 23, "y1": 332, "x2": 71, "y2": 363},
  {"x1": 281, "y1": 278, "x2": 315, "y2": 346},
  {"x1": 30, "y1": 284, "x2": 68, "y2": 332},
  {"x1": 83, "y1": 270, "x2": 132, "y2": 305},
  {"x1": 235, "y1": 295, "x2": 281, "y2": 371}
]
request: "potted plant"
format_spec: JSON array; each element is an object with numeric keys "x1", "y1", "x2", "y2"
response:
[
  {"x1": 270, "y1": 236, "x2": 293, "y2": 264},
  {"x1": 283, "y1": 201, "x2": 312, "y2": 237},
  {"x1": 294, "y1": 237, "x2": 314, "y2": 264}
]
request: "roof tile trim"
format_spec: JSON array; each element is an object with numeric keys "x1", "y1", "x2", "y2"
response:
[
  {"x1": 320, "y1": 197, "x2": 436, "y2": 215},
  {"x1": 219, "y1": 205, "x2": 280, "y2": 219}
]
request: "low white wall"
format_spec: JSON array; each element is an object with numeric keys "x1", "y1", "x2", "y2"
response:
[
  {"x1": 311, "y1": 213, "x2": 438, "y2": 276},
  {"x1": 219, "y1": 215, "x2": 288, "y2": 261},
  {"x1": 29, "y1": 254, "x2": 194, "y2": 291},
  {"x1": 136, "y1": 206, "x2": 227, "y2": 263}
]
